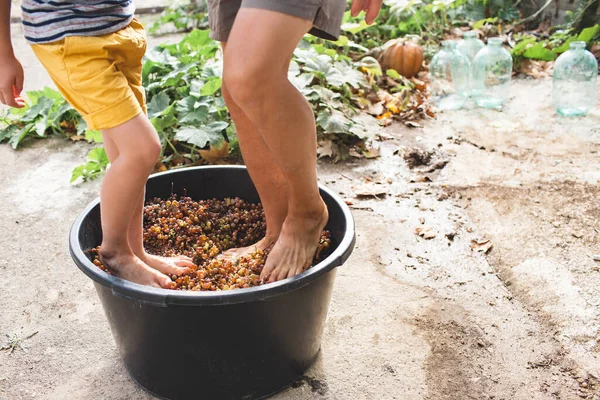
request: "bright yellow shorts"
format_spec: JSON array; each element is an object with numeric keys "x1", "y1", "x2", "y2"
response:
[{"x1": 31, "y1": 18, "x2": 147, "y2": 130}]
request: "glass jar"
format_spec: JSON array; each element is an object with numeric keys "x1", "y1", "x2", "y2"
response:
[
  {"x1": 457, "y1": 31, "x2": 485, "y2": 96},
  {"x1": 457, "y1": 31, "x2": 485, "y2": 63},
  {"x1": 472, "y1": 37, "x2": 513, "y2": 109},
  {"x1": 552, "y1": 41, "x2": 598, "y2": 116},
  {"x1": 430, "y1": 40, "x2": 470, "y2": 110}
]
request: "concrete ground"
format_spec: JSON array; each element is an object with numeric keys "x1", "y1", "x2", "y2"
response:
[{"x1": 1, "y1": 22, "x2": 600, "y2": 400}]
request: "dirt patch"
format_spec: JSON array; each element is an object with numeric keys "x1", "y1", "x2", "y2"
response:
[
  {"x1": 291, "y1": 376, "x2": 329, "y2": 396},
  {"x1": 401, "y1": 147, "x2": 449, "y2": 172}
]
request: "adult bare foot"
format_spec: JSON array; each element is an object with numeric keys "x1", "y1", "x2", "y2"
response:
[
  {"x1": 220, "y1": 236, "x2": 277, "y2": 260},
  {"x1": 260, "y1": 202, "x2": 328, "y2": 283},
  {"x1": 140, "y1": 253, "x2": 193, "y2": 276},
  {"x1": 100, "y1": 251, "x2": 175, "y2": 289}
]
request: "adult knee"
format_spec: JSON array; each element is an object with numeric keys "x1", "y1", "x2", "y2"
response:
[{"x1": 223, "y1": 57, "x2": 279, "y2": 110}]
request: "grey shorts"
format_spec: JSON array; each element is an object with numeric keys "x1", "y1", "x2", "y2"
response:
[{"x1": 207, "y1": 0, "x2": 346, "y2": 42}]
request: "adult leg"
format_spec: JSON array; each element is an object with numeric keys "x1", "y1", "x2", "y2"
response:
[
  {"x1": 224, "y1": 9, "x2": 328, "y2": 282},
  {"x1": 220, "y1": 42, "x2": 289, "y2": 258}
]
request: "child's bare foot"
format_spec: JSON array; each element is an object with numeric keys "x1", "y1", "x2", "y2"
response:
[
  {"x1": 100, "y1": 251, "x2": 175, "y2": 289},
  {"x1": 220, "y1": 236, "x2": 276, "y2": 260},
  {"x1": 260, "y1": 201, "x2": 328, "y2": 283},
  {"x1": 140, "y1": 253, "x2": 194, "y2": 276}
]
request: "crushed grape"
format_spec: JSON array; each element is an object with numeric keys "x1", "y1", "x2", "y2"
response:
[{"x1": 91, "y1": 196, "x2": 332, "y2": 291}]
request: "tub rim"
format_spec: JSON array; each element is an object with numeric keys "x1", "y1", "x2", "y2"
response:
[{"x1": 69, "y1": 165, "x2": 355, "y2": 306}]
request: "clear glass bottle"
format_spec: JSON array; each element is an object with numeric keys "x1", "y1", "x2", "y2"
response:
[
  {"x1": 430, "y1": 40, "x2": 470, "y2": 110},
  {"x1": 552, "y1": 41, "x2": 598, "y2": 116},
  {"x1": 457, "y1": 31, "x2": 485, "y2": 63},
  {"x1": 457, "y1": 31, "x2": 485, "y2": 96},
  {"x1": 472, "y1": 37, "x2": 513, "y2": 109}
]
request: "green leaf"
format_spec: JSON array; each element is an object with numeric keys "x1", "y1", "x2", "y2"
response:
[
  {"x1": 176, "y1": 96, "x2": 210, "y2": 123},
  {"x1": 174, "y1": 122, "x2": 228, "y2": 148},
  {"x1": 9, "y1": 124, "x2": 33, "y2": 149},
  {"x1": 332, "y1": 35, "x2": 349, "y2": 47},
  {"x1": 577, "y1": 25, "x2": 600, "y2": 44},
  {"x1": 356, "y1": 56, "x2": 382, "y2": 77},
  {"x1": 341, "y1": 20, "x2": 373, "y2": 34},
  {"x1": 88, "y1": 147, "x2": 109, "y2": 165},
  {"x1": 511, "y1": 37, "x2": 536, "y2": 57},
  {"x1": 152, "y1": 114, "x2": 178, "y2": 133},
  {"x1": 316, "y1": 110, "x2": 353, "y2": 135},
  {"x1": 289, "y1": 73, "x2": 315, "y2": 90},
  {"x1": 148, "y1": 92, "x2": 171, "y2": 118},
  {"x1": 523, "y1": 43, "x2": 557, "y2": 61},
  {"x1": 552, "y1": 37, "x2": 575, "y2": 54},
  {"x1": 326, "y1": 62, "x2": 367, "y2": 88},
  {"x1": 473, "y1": 17, "x2": 498, "y2": 29},
  {"x1": 180, "y1": 29, "x2": 213, "y2": 50},
  {"x1": 0, "y1": 124, "x2": 18, "y2": 143},
  {"x1": 85, "y1": 130, "x2": 103, "y2": 143},
  {"x1": 386, "y1": 69, "x2": 401, "y2": 79},
  {"x1": 200, "y1": 77, "x2": 222, "y2": 96}
]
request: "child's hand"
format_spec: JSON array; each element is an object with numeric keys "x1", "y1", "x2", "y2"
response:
[{"x1": 0, "y1": 55, "x2": 25, "y2": 108}]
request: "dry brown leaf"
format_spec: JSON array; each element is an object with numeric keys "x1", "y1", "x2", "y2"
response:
[
  {"x1": 154, "y1": 162, "x2": 167, "y2": 173},
  {"x1": 199, "y1": 142, "x2": 229, "y2": 163},
  {"x1": 415, "y1": 226, "x2": 436, "y2": 239},
  {"x1": 367, "y1": 101, "x2": 385, "y2": 116},
  {"x1": 517, "y1": 59, "x2": 554, "y2": 79},
  {"x1": 70, "y1": 135, "x2": 85, "y2": 142},
  {"x1": 363, "y1": 142, "x2": 381, "y2": 159},
  {"x1": 349, "y1": 148, "x2": 363, "y2": 158},
  {"x1": 405, "y1": 121, "x2": 423, "y2": 128},
  {"x1": 354, "y1": 183, "x2": 389, "y2": 198},
  {"x1": 471, "y1": 238, "x2": 493, "y2": 254},
  {"x1": 317, "y1": 140, "x2": 335, "y2": 159}
]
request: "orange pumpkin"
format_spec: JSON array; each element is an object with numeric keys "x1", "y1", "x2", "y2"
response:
[{"x1": 378, "y1": 39, "x2": 424, "y2": 79}]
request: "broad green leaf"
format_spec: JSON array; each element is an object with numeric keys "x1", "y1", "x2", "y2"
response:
[
  {"x1": 181, "y1": 29, "x2": 213, "y2": 50},
  {"x1": 289, "y1": 73, "x2": 315, "y2": 90},
  {"x1": 152, "y1": 114, "x2": 178, "y2": 133},
  {"x1": 332, "y1": 35, "x2": 349, "y2": 47},
  {"x1": 386, "y1": 69, "x2": 401, "y2": 79},
  {"x1": 88, "y1": 147, "x2": 109, "y2": 165},
  {"x1": 523, "y1": 43, "x2": 557, "y2": 61},
  {"x1": 553, "y1": 37, "x2": 576, "y2": 54},
  {"x1": 24, "y1": 96, "x2": 53, "y2": 120},
  {"x1": 578, "y1": 25, "x2": 600, "y2": 44},
  {"x1": 356, "y1": 56, "x2": 382, "y2": 77},
  {"x1": 148, "y1": 92, "x2": 171, "y2": 117},
  {"x1": 0, "y1": 124, "x2": 18, "y2": 143},
  {"x1": 200, "y1": 77, "x2": 222, "y2": 96},
  {"x1": 174, "y1": 122, "x2": 228, "y2": 148},
  {"x1": 288, "y1": 60, "x2": 301, "y2": 77},
  {"x1": 473, "y1": 17, "x2": 498, "y2": 29},
  {"x1": 326, "y1": 62, "x2": 367, "y2": 88},
  {"x1": 85, "y1": 130, "x2": 103, "y2": 143},
  {"x1": 341, "y1": 20, "x2": 373, "y2": 34},
  {"x1": 176, "y1": 96, "x2": 210, "y2": 123},
  {"x1": 316, "y1": 110, "x2": 353, "y2": 135},
  {"x1": 9, "y1": 124, "x2": 34, "y2": 149},
  {"x1": 510, "y1": 37, "x2": 536, "y2": 56}
]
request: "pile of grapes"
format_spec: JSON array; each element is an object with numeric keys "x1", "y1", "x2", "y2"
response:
[{"x1": 92, "y1": 196, "x2": 332, "y2": 291}]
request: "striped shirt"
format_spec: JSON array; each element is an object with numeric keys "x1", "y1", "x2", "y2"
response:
[{"x1": 21, "y1": 0, "x2": 135, "y2": 44}]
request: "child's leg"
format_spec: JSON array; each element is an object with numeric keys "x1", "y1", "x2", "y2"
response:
[
  {"x1": 103, "y1": 131, "x2": 194, "y2": 275},
  {"x1": 99, "y1": 114, "x2": 175, "y2": 288}
]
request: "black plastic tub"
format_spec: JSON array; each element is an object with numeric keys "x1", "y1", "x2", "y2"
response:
[{"x1": 69, "y1": 166, "x2": 355, "y2": 400}]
